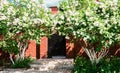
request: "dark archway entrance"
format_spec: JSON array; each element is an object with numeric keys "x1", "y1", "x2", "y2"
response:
[{"x1": 48, "y1": 34, "x2": 66, "y2": 58}]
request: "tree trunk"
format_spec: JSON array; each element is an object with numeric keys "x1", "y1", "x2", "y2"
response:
[{"x1": 9, "y1": 54, "x2": 14, "y2": 64}]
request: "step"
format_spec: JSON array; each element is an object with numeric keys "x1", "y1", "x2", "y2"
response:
[
  {"x1": 30, "y1": 59, "x2": 74, "y2": 72},
  {"x1": 1, "y1": 59, "x2": 74, "y2": 73}
]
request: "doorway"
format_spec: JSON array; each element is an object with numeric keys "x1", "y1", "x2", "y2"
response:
[{"x1": 48, "y1": 34, "x2": 66, "y2": 58}]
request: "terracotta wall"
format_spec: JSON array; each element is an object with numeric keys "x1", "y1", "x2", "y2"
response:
[
  {"x1": 25, "y1": 40, "x2": 36, "y2": 59},
  {"x1": 109, "y1": 44, "x2": 120, "y2": 57},
  {"x1": 66, "y1": 39, "x2": 120, "y2": 58},
  {"x1": 0, "y1": 49, "x2": 9, "y2": 61},
  {"x1": 0, "y1": 35, "x2": 9, "y2": 60},
  {"x1": 50, "y1": 7, "x2": 58, "y2": 14},
  {"x1": 66, "y1": 39, "x2": 74, "y2": 58},
  {"x1": 40, "y1": 37, "x2": 48, "y2": 58}
]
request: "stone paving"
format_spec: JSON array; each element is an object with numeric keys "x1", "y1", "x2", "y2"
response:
[{"x1": 0, "y1": 59, "x2": 74, "y2": 73}]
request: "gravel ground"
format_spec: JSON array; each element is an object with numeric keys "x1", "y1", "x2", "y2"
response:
[{"x1": 0, "y1": 59, "x2": 74, "y2": 73}]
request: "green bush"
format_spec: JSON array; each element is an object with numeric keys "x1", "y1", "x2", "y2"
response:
[
  {"x1": 74, "y1": 56, "x2": 120, "y2": 73},
  {"x1": 11, "y1": 57, "x2": 33, "y2": 68}
]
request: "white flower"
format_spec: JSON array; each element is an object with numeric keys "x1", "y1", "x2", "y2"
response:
[
  {"x1": 60, "y1": 15, "x2": 64, "y2": 20},
  {"x1": 67, "y1": 18, "x2": 70, "y2": 22},
  {"x1": 0, "y1": 6, "x2": 4, "y2": 11},
  {"x1": 83, "y1": 36, "x2": 90, "y2": 40},
  {"x1": 23, "y1": 16, "x2": 27, "y2": 21},
  {"x1": 58, "y1": 21, "x2": 64, "y2": 24},
  {"x1": 96, "y1": 1, "x2": 101, "y2": 4},
  {"x1": 7, "y1": 6, "x2": 13, "y2": 15},
  {"x1": 86, "y1": 11, "x2": 91, "y2": 16},
  {"x1": 113, "y1": 21, "x2": 117, "y2": 24},
  {"x1": 15, "y1": 18, "x2": 20, "y2": 23},
  {"x1": 105, "y1": 19, "x2": 109, "y2": 24},
  {"x1": 54, "y1": 20, "x2": 59, "y2": 25},
  {"x1": 82, "y1": 22, "x2": 86, "y2": 26},
  {"x1": 68, "y1": 10, "x2": 74, "y2": 16},
  {"x1": 105, "y1": 14, "x2": 109, "y2": 18},
  {"x1": 24, "y1": 13, "x2": 28, "y2": 17},
  {"x1": 0, "y1": 15, "x2": 6, "y2": 20},
  {"x1": 31, "y1": 0, "x2": 36, "y2": 2},
  {"x1": 27, "y1": 4, "x2": 31, "y2": 9},
  {"x1": 93, "y1": 21, "x2": 101, "y2": 27},
  {"x1": 31, "y1": 14, "x2": 35, "y2": 18},
  {"x1": 114, "y1": 0, "x2": 118, "y2": 3},
  {"x1": 113, "y1": 0, "x2": 118, "y2": 5},
  {"x1": 18, "y1": 22, "x2": 22, "y2": 26},
  {"x1": 111, "y1": 17, "x2": 117, "y2": 24},
  {"x1": 13, "y1": 18, "x2": 20, "y2": 25},
  {"x1": 33, "y1": 19, "x2": 38, "y2": 24},
  {"x1": 36, "y1": 9, "x2": 40, "y2": 15},
  {"x1": 100, "y1": 3, "x2": 106, "y2": 8},
  {"x1": 73, "y1": 31, "x2": 76, "y2": 36},
  {"x1": 75, "y1": 1, "x2": 79, "y2": 6},
  {"x1": 74, "y1": 11, "x2": 79, "y2": 15},
  {"x1": 101, "y1": 13, "x2": 104, "y2": 16},
  {"x1": 66, "y1": 6, "x2": 69, "y2": 9},
  {"x1": 109, "y1": 40, "x2": 113, "y2": 45},
  {"x1": 89, "y1": 17, "x2": 94, "y2": 21},
  {"x1": 7, "y1": 10, "x2": 11, "y2": 15},
  {"x1": 33, "y1": 18, "x2": 42, "y2": 24},
  {"x1": 41, "y1": 19, "x2": 45, "y2": 24},
  {"x1": 3, "y1": 0, "x2": 8, "y2": 5},
  {"x1": 0, "y1": 12, "x2": 4, "y2": 16},
  {"x1": 7, "y1": 22, "x2": 11, "y2": 26}
]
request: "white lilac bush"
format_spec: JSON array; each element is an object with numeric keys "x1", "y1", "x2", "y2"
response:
[
  {"x1": 54, "y1": 0, "x2": 120, "y2": 64},
  {"x1": 0, "y1": 0, "x2": 52, "y2": 65}
]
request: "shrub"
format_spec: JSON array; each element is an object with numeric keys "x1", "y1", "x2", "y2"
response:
[
  {"x1": 74, "y1": 56, "x2": 120, "y2": 73},
  {"x1": 11, "y1": 57, "x2": 33, "y2": 68},
  {"x1": 0, "y1": 0, "x2": 52, "y2": 65},
  {"x1": 55, "y1": 0, "x2": 120, "y2": 64}
]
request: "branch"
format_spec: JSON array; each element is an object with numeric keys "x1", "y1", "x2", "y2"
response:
[
  {"x1": 21, "y1": 43, "x2": 28, "y2": 59},
  {"x1": 96, "y1": 49, "x2": 109, "y2": 64},
  {"x1": 9, "y1": 54, "x2": 14, "y2": 64},
  {"x1": 85, "y1": 48, "x2": 96, "y2": 64}
]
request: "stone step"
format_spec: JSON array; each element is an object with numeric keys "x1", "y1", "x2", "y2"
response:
[
  {"x1": 1, "y1": 59, "x2": 74, "y2": 73},
  {"x1": 30, "y1": 59, "x2": 74, "y2": 72},
  {"x1": 1, "y1": 70, "x2": 73, "y2": 73}
]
